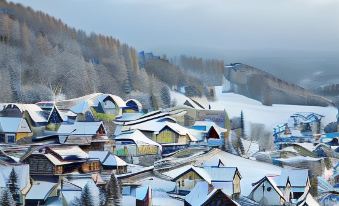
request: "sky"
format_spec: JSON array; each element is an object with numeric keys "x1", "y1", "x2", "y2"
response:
[{"x1": 9, "y1": 0, "x2": 339, "y2": 83}]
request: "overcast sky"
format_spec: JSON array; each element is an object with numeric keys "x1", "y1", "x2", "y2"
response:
[
  {"x1": 9, "y1": 0, "x2": 339, "y2": 56},
  {"x1": 8, "y1": 0, "x2": 339, "y2": 83}
]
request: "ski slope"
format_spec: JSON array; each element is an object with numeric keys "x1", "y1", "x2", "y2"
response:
[{"x1": 171, "y1": 86, "x2": 337, "y2": 132}]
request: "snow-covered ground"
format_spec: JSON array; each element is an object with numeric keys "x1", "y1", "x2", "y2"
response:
[{"x1": 171, "y1": 86, "x2": 337, "y2": 133}]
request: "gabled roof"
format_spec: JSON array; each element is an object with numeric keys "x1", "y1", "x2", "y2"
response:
[
  {"x1": 0, "y1": 117, "x2": 31, "y2": 133},
  {"x1": 251, "y1": 176, "x2": 285, "y2": 200},
  {"x1": 5, "y1": 103, "x2": 47, "y2": 123},
  {"x1": 128, "y1": 120, "x2": 197, "y2": 141},
  {"x1": 163, "y1": 165, "x2": 212, "y2": 183},
  {"x1": 49, "y1": 145, "x2": 88, "y2": 160},
  {"x1": 26, "y1": 181, "x2": 57, "y2": 201},
  {"x1": 88, "y1": 151, "x2": 127, "y2": 167},
  {"x1": 273, "y1": 169, "x2": 309, "y2": 187},
  {"x1": 163, "y1": 165, "x2": 240, "y2": 184},
  {"x1": 185, "y1": 182, "x2": 239, "y2": 206},
  {"x1": 115, "y1": 130, "x2": 162, "y2": 148},
  {"x1": 57, "y1": 121, "x2": 105, "y2": 135}
]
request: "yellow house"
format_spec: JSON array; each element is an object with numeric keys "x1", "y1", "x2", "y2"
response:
[
  {"x1": 163, "y1": 165, "x2": 241, "y2": 196},
  {"x1": 0, "y1": 117, "x2": 32, "y2": 143}
]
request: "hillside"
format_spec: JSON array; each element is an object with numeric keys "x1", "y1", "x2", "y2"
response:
[
  {"x1": 171, "y1": 86, "x2": 337, "y2": 135},
  {"x1": 224, "y1": 63, "x2": 333, "y2": 106},
  {"x1": 0, "y1": 0, "x2": 203, "y2": 110}
]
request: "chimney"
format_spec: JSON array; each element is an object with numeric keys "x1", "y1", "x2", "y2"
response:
[{"x1": 208, "y1": 183, "x2": 214, "y2": 194}]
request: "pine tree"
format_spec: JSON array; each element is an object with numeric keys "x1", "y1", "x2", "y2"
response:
[
  {"x1": 81, "y1": 183, "x2": 94, "y2": 206},
  {"x1": 7, "y1": 168, "x2": 19, "y2": 202},
  {"x1": 238, "y1": 111, "x2": 245, "y2": 155},
  {"x1": 105, "y1": 173, "x2": 121, "y2": 206},
  {"x1": 0, "y1": 188, "x2": 16, "y2": 206}
]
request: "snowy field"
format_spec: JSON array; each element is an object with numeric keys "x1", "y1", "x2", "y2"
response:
[{"x1": 171, "y1": 86, "x2": 337, "y2": 132}]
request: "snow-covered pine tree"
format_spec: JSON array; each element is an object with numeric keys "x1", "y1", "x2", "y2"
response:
[
  {"x1": 0, "y1": 187, "x2": 16, "y2": 206},
  {"x1": 160, "y1": 86, "x2": 171, "y2": 108},
  {"x1": 238, "y1": 111, "x2": 245, "y2": 155},
  {"x1": 105, "y1": 173, "x2": 121, "y2": 206},
  {"x1": 7, "y1": 168, "x2": 19, "y2": 202}
]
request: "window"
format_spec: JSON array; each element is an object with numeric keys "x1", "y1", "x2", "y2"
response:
[
  {"x1": 0, "y1": 135, "x2": 5, "y2": 143},
  {"x1": 6, "y1": 135, "x2": 15, "y2": 144},
  {"x1": 267, "y1": 187, "x2": 272, "y2": 192},
  {"x1": 182, "y1": 179, "x2": 185, "y2": 187}
]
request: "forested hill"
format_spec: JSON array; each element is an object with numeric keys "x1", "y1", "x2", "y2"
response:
[{"x1": 0, "y1": 0, "x2": 211, "y2": 110}]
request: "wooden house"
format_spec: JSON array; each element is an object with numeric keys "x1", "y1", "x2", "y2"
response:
[
  {"x1": 0, "y1": 117, "x2": 32, "y2": 143},
  {"x1": 21, "y1": 145, "x2": 100, "y2": 176},
  {"x1": 88, "y1": 151, "x2": 127, "y2": 174},
  {"x1": 25, "y1": 180, "x2": 58, "y2": 206},
  {"x1": 57, "y1": 121, "x2": 109, "y2": 151},
  {"x1": 191, "y1": 121, "x2": 227, "y2": 147},
  {"x1": 184, "y1": 182, "x2": 239, "y2": 206},
  {"x1": 128, "y1": 120, "x2": 197, "y2": 155},
  {"x1": 163, "y1": 165, "x2": 241, "y2": 197},
  {"x1": 114, "y1": 130, "x2": 162, "y2": 166}
]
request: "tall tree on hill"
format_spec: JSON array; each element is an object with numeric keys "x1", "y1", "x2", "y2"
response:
[
  {"x1": 238, "y1": 111, "x2": 245, "y2": 155},
  {"x1": 105, "y1": 173, "x2": 121, "y2": 206},
  {"x1": 7, "y1": 168, "x2": 19, "y2": 203},
  {"x1": 0, "y1": 187, "x2": 16, "y2": 206}
]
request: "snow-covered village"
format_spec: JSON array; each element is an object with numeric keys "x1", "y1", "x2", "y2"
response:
[{"x1": 1, "y1": 0, "x2": 339, "y2": 206}]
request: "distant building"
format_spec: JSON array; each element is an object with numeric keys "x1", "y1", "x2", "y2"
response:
[{"x1": 0, "y1": 117, "x2": 32, "y2": 143}]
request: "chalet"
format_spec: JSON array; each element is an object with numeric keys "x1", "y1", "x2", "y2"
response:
[
  {"x1": 88, "y1": 151, "x2": 127, "y2": 174},
  {"x1": 57, "y1": 121, "x2": 109, "y2": 151},
  {"x1": 0, "y1": 117, "x2": 32, "y2": 143},
  {"x1": 249, "y1": 176, "x2": 287, "y2": 206},
  {"x1": 114, "y1": 130, "x2": 162, "y2": 166},
  {"x1": 184, "y1": 182, "x2": 239, "y2": 206},
  {"x1": 127, "y1": 120, "x2": 197, "y2": 155},
  {"x1": 0, "y1": 164, "x2": 31, "y2": 205},
  {"x1": 163, "y1": 165, "x2": 241, "y2": 197},
  {"x1": 21, "y1": 145, "x2": 100, "y2": 176}
]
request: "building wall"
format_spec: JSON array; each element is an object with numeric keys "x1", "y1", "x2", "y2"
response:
[
  {"x1": 155, "y1": 129, "x2": 178, "y2": 144},
  {"x1": 176, "y1": 171, "x2": 204, "y2": 192},
  {"x1": 251, "y1": 180, "x2": 284, "y2": 205}
]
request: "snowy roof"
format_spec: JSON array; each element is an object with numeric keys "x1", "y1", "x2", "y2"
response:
[
  {"x1": 276, "y1": 156, "x2": 322, "y2": 163},
  {"x1": 193, "y1": 120, "x2": 227, "y2": 134},
  {"x1": 26, "y1": 181, "x2": 57, "y2": 200},
  {"x1": 163, "y1": 165, "x2": 239, "y2": 184},
  {"x1": 49, "y1": 145, "x2": 88, "y2": 160},
  {"x1": 202, "y1": 158, "x2": 226, "y2": 167},
  {"x1": 126, "y1": 99, "x2": 143, "y2": 110},
  {"x1": 273, "y1": 169, "x2": 309, "y2": 187},
  {"x1": 70, "y1": 101, "x2": 91, "y2": 114},
  {"x1": 0, "y1": 117, "x2": 31, "y2": 133},
  {"x1": 0, "y1": 164, "x2": 30, "y2": 191},
  {"x1": 185, "y1": 182, "x2": 239, "y2": 206},
  {"x1": 204, "y1": 167, "x2": 240, "y2": 182},
  {"x1": 57, "y1": 121, "x2": 105, "y2": 135},
  {"x1": 163, "y1": 165, "x2": 211, "y2": 183},
  {"x1": 129, "y1": 121, "x2": 197, "y2": 141},
  {"x1": 252, "y1": 176, "x2": 285, "y2": 200},
  {"x1": 115, "y1": 130, "x2": 162, "y2": 149},
  {"x1": 6, "y1": 103, "x2": 47, "y2": 123},
  {"x1": 88, "y1": 151, "x2": 127, "y2": 167},
  {"x1": 93, "y1": 94, "x2": 126, "y2": 108},
  {"x1": 136, "y1": 186, "x2": 149, "y2": 201}
]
